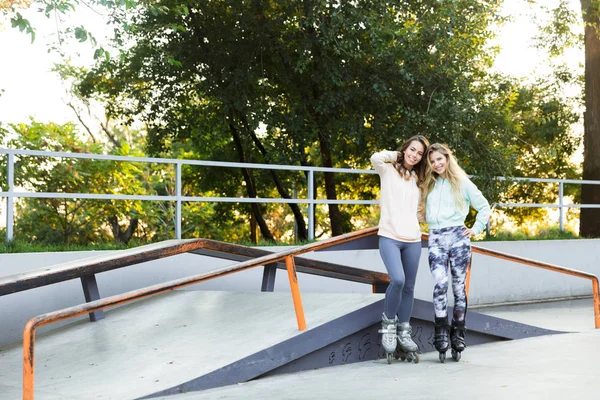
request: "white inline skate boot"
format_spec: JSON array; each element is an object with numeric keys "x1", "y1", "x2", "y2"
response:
[{"x1": 378, "y1": 313, "x2": 398, "y2": 364}]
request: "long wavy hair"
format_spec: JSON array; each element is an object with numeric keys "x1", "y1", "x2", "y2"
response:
[
  {"x1": 392, "y1": 135, "x2": 430, "y2": 184},
  {"x1": 420, "y1": 143, "x2": 467, "y2": 215}
]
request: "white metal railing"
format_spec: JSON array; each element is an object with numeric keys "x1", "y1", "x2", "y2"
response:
[{"x1": 1, "y1": 148, "x2": 600, "y2": 242}]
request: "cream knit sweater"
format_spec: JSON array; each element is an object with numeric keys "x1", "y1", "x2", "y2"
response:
[{"x1": 371, "y1": 150, "x2": 421, "y2": 243}]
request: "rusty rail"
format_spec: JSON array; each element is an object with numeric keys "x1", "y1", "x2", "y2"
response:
[
  {"x1": 22, "y1": 227, "x2": 381, "y2": 399},
  {"x1": 465, "y1": 243, "x2": 600, "y2": 329}
]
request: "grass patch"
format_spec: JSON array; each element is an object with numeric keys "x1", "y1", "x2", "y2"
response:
[
  {"x1": 480, "y1": 226, "x2": 581, "y2": 241},
  {"x1": 0, "y1": 238, "x2": 317, "y2": 253},
  {"x1": 0, "y1": 240, "x2": 137, "y2": 254}
]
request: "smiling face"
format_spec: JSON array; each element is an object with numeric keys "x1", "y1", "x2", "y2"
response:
[
  {"x1": 403, "y1": 140, "x2": 425, "y2": 170},
  {"x1": 429, "y1": 150, "x2": 448, "y2": 179}
]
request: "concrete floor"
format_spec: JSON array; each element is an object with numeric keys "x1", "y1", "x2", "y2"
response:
[
  {"x1": 0, "y1": 291, "x2": 381, "y2": 400},
  {"x1": 155, "y1": 297, "x2": 600, "y2": 400},
  {"x1": 0, "y1": 293, "x2": 597, "y2": 400},
  {"x1": 165, "y1": 329, "x2": 600, "y2": 400},
  {"x1": 474, "y1": 297, "x2": 597, "y2": 333}
]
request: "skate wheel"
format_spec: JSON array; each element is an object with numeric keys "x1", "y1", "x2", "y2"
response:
[
  {"x1": 400, "y1": 356, "x2": 406, "y2": 361},
  {"x1": 439, "y1": 352, "x2": 446, "y2": 363},
  {"x1": 413, "y1": 353, "x2": 420, "y2": 364},
  {"x1": 387, "y1": 353, "x2": 393, "y2": 364},
  {"x1": 452, "y1": 350, "x2": 461, "y2": 362}
]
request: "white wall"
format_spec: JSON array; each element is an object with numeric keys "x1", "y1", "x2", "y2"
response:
[{"x1": 1, "y1": 239, "x2": 599, "y2": 347}]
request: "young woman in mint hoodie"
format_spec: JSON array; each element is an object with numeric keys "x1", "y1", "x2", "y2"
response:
[
  {"x1": 370, "y1": 135, "x2": 429, "y2": 364},
  {"x1": 421, "y1": 143, "x2": 490, "y2": 362}
]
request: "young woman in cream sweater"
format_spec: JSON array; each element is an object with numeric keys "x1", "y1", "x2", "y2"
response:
[{"x1": 370, "y1": 135, "x2": 429, "y2": 364}]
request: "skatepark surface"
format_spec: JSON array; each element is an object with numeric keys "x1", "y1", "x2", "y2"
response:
[
  {"x1": 158, "y1": 298, "x2": 599, "y2": 400},
  {"x1": 0, "y1": 293, "x2": 597, "y2": 400}
]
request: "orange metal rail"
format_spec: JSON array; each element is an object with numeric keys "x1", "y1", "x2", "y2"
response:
[
  {"x1": 22, "y1": 227, "x2": 380, "y2": 400},
  {"x1": 466, "y1": 243, "x2": 600, "y2": 329},
  {"x1": 21, "y1": 228, "x2": 600, "y2": 399}
]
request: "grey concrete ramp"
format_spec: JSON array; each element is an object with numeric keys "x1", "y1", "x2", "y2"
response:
[
  {"x1": 0, "y1": 291, "x2": 381, "y2": 399},
  {"x1": 158, "y1": 329, "x2": 600, "y2": 400},
  {"x1": 0, "y1": 291, "x2": 573, "y2": 400}
]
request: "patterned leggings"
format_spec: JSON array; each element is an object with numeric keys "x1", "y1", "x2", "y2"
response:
[{"x1": 428, "y1": 226, "x2": 471, "y2": 322}]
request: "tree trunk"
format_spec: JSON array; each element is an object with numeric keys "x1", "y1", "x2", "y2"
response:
[
  {"x1": 108, "y1": 216, "x2": 139, "y2": 244},
  {"x1": 300, "y1": 3, "x2": 344, "y2": 237},
  {"x1": 241, "y1": 116, "x2": 308, "y2": 241},
  {"x1": 228, "y1": 115, "x2": 275, "y2": 242},
  {"x1": 318, "y1": 132, "x2": 344, "y2": 237},
  {"x1": 579, "y1": 0, "x2": 600, "y2": 237},
  {"x1": 250, "y1": 212, "x2": 257, "y2": 244}
]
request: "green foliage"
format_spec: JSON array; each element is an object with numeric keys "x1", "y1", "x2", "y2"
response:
[
  {"x1": 72, "y1": 0, "x2": 522, "y2": 237},
  {"x1": 481, "y1": 225, "x2": 581, "y2": 241},
  {"x1": 533, "y1": 0, "x2": 583, "y2": 57},
  {"x1": 10, "y1": 12, "x2": 35, "y2": 42},
  {"x1": 1, "y1": 120, "x2": 177, "y2": 245},
  {"x1": 1, "y1": 0, "x2": 588, "y2": 243},
  {"x1": 0, "y1": 236, "x2": 136, "y2": 253}
]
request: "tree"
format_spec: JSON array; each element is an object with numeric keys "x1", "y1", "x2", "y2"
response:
[
  {"x1": 527, "y1": 0, "x2": 599, "y2": 236},
  {"x1": 1, "y1": 120, "x2": 178, "y2": 244},
  {"x1": 73, "y1": 0, "x2": 524, "y2": 237},
  {"x1": 4, "y1": 0, "x2": 587, "y2": 242},
  {"x1": 579, "y1": 0, "x2": 600, "y2": 236}
]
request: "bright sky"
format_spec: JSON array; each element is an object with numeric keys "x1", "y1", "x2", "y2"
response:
[
  {"x1": 0, "y1": 4, "x2": 110, "y2": 127},
  {"x1": 0, "y1": 0, "x2": 584, "y2": 129}
]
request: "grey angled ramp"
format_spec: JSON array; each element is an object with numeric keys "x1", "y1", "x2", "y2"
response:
[
  {"x1": 154, "y1": 329, "x2": 600, "y2": 400},
  {"x1": 142, "y1": 299, "x2": 562, "y2": 398},
  {"x1": 0, "y1": 291, "x2": 382, "y2": 400},
  {"x1": 0, "y1": 291, "x2": 566, "y2": 400}
]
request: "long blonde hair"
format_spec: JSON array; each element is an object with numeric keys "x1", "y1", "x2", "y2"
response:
[
  {"x1": 420, "y1": 143, "x2": 467, "y2": 215},
  {"x1": 392, "y1": 135, "x2": 430, "y2": 184}
]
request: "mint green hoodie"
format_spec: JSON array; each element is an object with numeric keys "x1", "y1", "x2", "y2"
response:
[{"x1": 425, "y1": 176, "x2": 491, "y2": 235}]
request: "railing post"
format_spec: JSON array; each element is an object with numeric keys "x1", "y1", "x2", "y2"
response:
[
  {"x1": 6, "y1": 151, "x2": 14, "y2": 243},
  {"x1": 23, "y1": 320, "x2": 36, "y2": 400},
  {"x1": 592, "y1": 277, "x2": 600, "y2": 329},
  {"x1": 372, "y1": 282, "x2": 388, "y2": 294},
  {"x1": 465, "y1": 253, "x2": 473, "y2": 297},
  {"x1": 80, "y1": 275, "x2": 105, "y2": 322},
  {"x1": 175, "y1": 162, "x2": 182, "y2": 240},
  {"x1": 285, "y1": 256, "x2": 306, "y2": 330},
  {"x1": 308, "y1": 169, "x2": 314, "y2": 241},
  {"x1": 558, "y1": 182, "x2": 564, "y2": 232},
  {"x1": 261, "y1": 262, "x2": 278, "y2": 292}
]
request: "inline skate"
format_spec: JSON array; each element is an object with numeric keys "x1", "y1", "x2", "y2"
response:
[
  {"x1": 450, "y1": 319, "x2": 466, "y2": 361},
  {"x1": 378, "y1": 313, "x2": 397, "y2": 364},
  {"x1": 433, "y1": 316, "x2": 450, "y2": 363},
  {"x1": 394, "y1": 322, "x2": 420, "y2": 363}
]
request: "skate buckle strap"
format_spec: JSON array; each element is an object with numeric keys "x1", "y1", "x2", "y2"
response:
[{"x1": 398, "y1": 330, "x2": 411, "y2": 339}]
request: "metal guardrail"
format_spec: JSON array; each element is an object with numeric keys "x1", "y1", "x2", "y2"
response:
[
  {"x1": 466, "y1": 242, "x2": 600, "y2": 329},
  {"x1": 0, "y1": 148, "x2": 378, "y2": 242},
  {"x1": 21, "y1": 227, "x2": 382, "y2": 400},
  {"x1": 2, "y1": 148, "x2": 600, "y2": 242}
]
